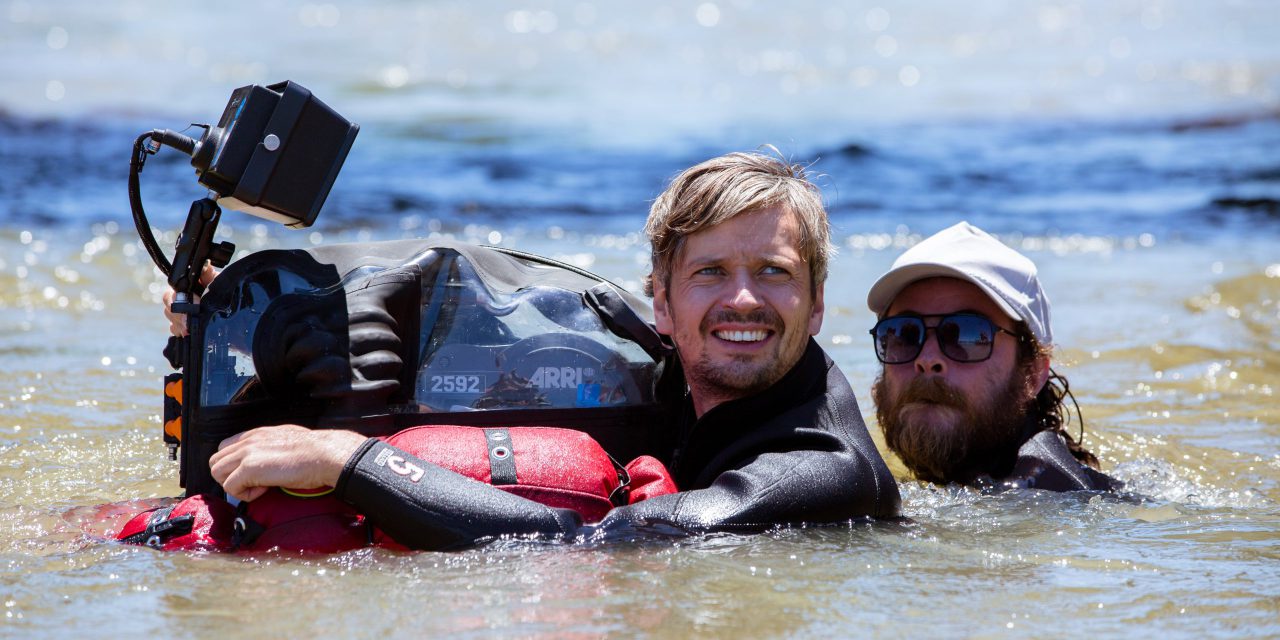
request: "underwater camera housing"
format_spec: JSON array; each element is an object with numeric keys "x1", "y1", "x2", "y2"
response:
[
  {"x1": 130, "y1": 82, "x2": 672, "y2": 497},
  {"x1": 177, "y1": 241, "x2": 673, "y2": 495}
]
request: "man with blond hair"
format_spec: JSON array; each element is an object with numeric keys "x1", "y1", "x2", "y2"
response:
[{"x1": 203, "y1": 150, "x2": 900, "y2": 548}]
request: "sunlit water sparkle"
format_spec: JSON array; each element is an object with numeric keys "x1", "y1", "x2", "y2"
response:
[{"x1": 2, "y1": 1, "x2": 1279, "y2": 637}]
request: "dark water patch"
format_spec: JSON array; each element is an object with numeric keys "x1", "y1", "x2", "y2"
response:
[
  {"x1": 819, "y1": 142, "x2": 876, "y2": 160},
  {"x1": 4, "y1": 110, "x2": 1280, "y2": 242},
  {"x1": 383, "y1": 118, "x2": 518, "y2": 147},
  {"x1": 1168, "y1": 110, "x2": 1280, "y2": 133},
  {"x1": 960, "y1": 171, "x2": 1007, "y2": 185},
  {"x1": 1243, "y1": 167, "x2": 1280, "y2": 182},
  {"x1": 467, "y1": 157, "x2": 529, "y2": 182},
  {"x1": 1211, "y1": 196, "x2": 1280, "y2": 216},
  {"x1": 925, "y1": 170, "x2": 1017, "y2": 192},
  {"x1": 446, "y1": 200, "x2": 604, "y2": 219},
  {"x1": 0, "y1": 207, "x2": 61, "y2": 226},
  {"x1": 0, "y1": 345, "x2": 49, "y2": 358},
  {"x1": 826, "y1": 199, "x2": 886, "y2": 214},
  {"x1": 386, "y1": 193, "x2": 436, "y2": 214},
  {"x1": 335, "y1": 191, "x2": 441, "y2": 217}
]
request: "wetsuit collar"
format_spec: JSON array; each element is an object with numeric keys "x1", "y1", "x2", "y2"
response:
[
  {"x1": 954, "y1": 416, "x2": 1043, "y2": 484},
  {"x1": 670, "y1": 338, "x2": 829, "y2": 485}
]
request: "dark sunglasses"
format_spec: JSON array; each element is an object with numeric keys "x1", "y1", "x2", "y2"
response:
[{"x1": 870, "y1": 313, "x2": 1019, "y2": 364}]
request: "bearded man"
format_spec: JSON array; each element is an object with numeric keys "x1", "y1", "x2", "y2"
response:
[{"x1": 866, "y1": 222, "x2": 1117, "y2": 491}]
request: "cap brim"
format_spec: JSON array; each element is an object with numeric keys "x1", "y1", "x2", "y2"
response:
[{"x1": 866, "y1": 262, "x2": 1023, "y2": 322}]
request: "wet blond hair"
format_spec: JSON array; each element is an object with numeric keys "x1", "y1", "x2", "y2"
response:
[{"x1": 642, "y1": 149, "x2": 833, "y2": 297}]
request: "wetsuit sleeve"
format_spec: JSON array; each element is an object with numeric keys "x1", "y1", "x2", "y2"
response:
[
  {"x1": 1005, "y1": 430, "x2": 1120, "y2": 491},
  {"x1": 594, "y1": 445, "x2": 892, "y2": 534},
  {"x1": 335, "y1": 439, "x2": 582, "y2": 550},
  {"x1": 336, "y1": 434, "x2": 889, "y2": 547}
]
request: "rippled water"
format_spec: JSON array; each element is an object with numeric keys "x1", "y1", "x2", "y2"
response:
[{"x1": 3, "y1": 1, "x2": 1280, "y2": 638}]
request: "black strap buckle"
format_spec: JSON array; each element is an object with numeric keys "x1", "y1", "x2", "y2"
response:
[
  {"x1": 606, "y1": 455, "x2": 632, "y2": 507},
  {"x1": 120, "y1": 505, "x2": 196, "y2": 548}
]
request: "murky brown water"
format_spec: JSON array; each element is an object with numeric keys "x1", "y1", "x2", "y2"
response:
[
  {"x1": 4, "y1": 0, "x2": 1279, "y2": 633},
  {"x1": 2, "y1": 224, "x2": 1276, "y2": 638}
]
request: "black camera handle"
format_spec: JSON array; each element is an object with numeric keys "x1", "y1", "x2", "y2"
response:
[
  {"x1": 129, "y1": 129, "x2": 236, "y2": 304},
  {"x1": 168, "y1": 197, "x2": 235, "y2": 310}
]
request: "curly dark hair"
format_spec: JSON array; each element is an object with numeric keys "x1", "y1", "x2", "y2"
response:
[{"x1": 1016, "y1": 325, "x2": 1101, "y2": 469}]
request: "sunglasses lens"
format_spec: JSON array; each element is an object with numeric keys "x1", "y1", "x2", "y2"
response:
[
  {"x1": 937, "y1": 315, "x2": 997, "y2": 362},
  {"x1": 873, "y1": 314, "x2": 1003, "y2": 364},
  {"x1": 873, "y1": 317, "x2": 925, "y2": 364}
]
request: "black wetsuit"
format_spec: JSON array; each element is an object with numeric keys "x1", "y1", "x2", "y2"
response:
[
  {"x1": 999, "y1": 429, "x2": 1119, "y2": 491},
  {"x1": 334, "y1": 339, "x2": 901, "y2": 550}
]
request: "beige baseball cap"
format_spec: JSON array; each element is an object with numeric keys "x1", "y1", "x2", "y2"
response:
[{"x1": 866, "y1": 221, "x2": 1053, "y2": 345}]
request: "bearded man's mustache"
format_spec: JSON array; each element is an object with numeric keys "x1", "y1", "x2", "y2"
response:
[{"x1": 895, "y1": 376, "x2": 968, "y2": 409}]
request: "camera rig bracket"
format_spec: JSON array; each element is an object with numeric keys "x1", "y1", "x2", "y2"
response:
[{"x1": 128, "y1": 81, "x2": 358, "y2": 469}]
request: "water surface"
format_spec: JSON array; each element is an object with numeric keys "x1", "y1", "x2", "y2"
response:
[{"x1": 2, "y1": 1, "x2": 1278, "y2": 637}]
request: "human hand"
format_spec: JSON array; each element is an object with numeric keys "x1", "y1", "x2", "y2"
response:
[
  {"x1": 163, "y1": 263, "x2": 218, "y2": 336},
  {"x1": 209, "y1": 425, "x2": 368, "y2": 502}
]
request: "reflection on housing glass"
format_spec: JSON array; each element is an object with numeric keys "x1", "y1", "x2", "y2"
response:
[
  {"x1": 415, "y1": 255, "x2": 655, "y2": 412},
  {"x1": 196, "y1": 243, "x2": 656, "y2": 415}
]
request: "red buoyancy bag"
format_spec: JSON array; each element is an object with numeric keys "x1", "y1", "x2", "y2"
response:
[
  {"x1": 115, "y1": 493, "x2": 237, "y2": 552},
  {"x1": 619, "y1": 454, "x2": 679, "y2": 503},
  {"x1": 388, "y1": 426, "x2": 632, "y2": 522},
  {"x1": 117, "y1": 426, "x2": 677, "y2": 552}
]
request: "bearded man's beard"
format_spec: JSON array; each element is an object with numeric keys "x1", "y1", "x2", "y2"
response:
[{"x1": 873, "y1": 369, "x2": 1037, "y2": 485}]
